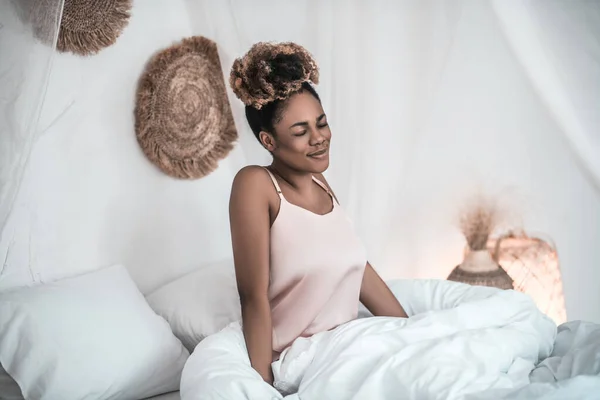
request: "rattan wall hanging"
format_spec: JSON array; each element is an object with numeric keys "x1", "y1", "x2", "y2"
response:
[
  {"x1": 51, "y1": 0, "x2": 132, "y2": 55},
  {"x1": 13, "y1": 0, "x2": 131, "y2": 54},
  {"x1": 134, "y1": 36, "x2": 237, "y2": 179}
]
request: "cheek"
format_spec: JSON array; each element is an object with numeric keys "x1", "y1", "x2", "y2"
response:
[{"x1": 278, "y1": 138, "x2": 308, "y2": 154}]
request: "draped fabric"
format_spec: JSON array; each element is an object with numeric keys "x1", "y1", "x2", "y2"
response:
[
  {"x1": 493, "y1": 0, "x2": 600, "y2": 192},
  {"x1": 0, "y1": 1, "x2": 598, "y2": 322},
  {"x1": 186, "y1": 0, "x2": 600, "y2": 321},
  {"x1": 0, "y1": 0, "x2": 64, "y2": 250}
]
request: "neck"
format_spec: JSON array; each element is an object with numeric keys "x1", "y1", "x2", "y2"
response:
[{"x1": 269, "y1": 159, "x2": 314, "y2": 192}]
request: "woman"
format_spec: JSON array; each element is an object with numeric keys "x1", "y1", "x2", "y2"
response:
[{"x1": 228, "y1": 42, "x2": 408, "y2": 386}]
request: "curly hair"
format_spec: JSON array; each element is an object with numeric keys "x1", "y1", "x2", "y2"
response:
[
  {"x1": 230, "y1": 42, "x2": 319, "y2": 110},
  {"x1": 229, "y1": 42, "x2": 322, "y2": 145}
]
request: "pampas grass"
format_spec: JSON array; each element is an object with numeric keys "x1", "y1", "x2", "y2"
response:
[
  {"x1": 448, "y1": 193, "x2": 514, "y2": 290},
  {"x1": 459, "y1": 194, "x2": 501, "y2": 251}
]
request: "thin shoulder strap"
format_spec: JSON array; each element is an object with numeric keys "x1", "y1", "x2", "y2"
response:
[
  {"x1": 263, "y1": 168, "x2": 283, "y2": 198},
  {"x1": 312, "y1": 176, "x2": 339, "y2": 205}
]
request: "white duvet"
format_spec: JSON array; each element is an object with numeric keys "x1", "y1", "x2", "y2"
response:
[
  {"x1": 180, "y1": 279, "x2": 598, "y2": 399},
  {"x1": 481, "y1": 320, "x2": 600, "y2": 399}
]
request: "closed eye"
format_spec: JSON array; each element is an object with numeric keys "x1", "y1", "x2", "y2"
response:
[
  {"x1": 318, "y1": 123, "x2": 328, "y2": 128},
  {"x1": 293, "y1": 131, "x2": 307, "y2": 137}
]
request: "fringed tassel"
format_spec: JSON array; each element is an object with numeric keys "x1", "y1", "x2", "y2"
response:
[
  {"x1": 134, "y1": 36, "x2": 238, "y2": 179},
  {"x1": 57, "y1": 0, "x2": 133, "y2": 56}
]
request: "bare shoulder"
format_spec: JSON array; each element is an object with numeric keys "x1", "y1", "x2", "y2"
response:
[
  {"x1": 233, "y1": 165, "x2": 270, "y2": 184},
  {"x1": 231, "y1": 165, "x2": 273, "y2": 201}
]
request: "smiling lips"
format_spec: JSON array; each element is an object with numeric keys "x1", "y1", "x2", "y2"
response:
[{"x1": 308, "y1": 147, "x2": 329, "y2": 158}]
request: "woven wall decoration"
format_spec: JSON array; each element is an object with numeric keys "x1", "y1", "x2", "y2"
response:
[
  {"x1": 134, "y1": 36, "x2": 237, "y2": 179},
  {"x1": 18, "y1": 0, "x2": 130, "y2": 54},
  {"x1": 51, "y1": 0, "x2": 132, "y2": 55}
]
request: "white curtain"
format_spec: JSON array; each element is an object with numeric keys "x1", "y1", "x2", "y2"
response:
[
  {"x1": 186, "y1": 0, "x2": 600, "y2": 320},
  {"x1": 188, "y1": 0, "x2": 469, "y2": 267},
  {"x1": 0, "y1": 1, "x2": 64, "y2": 251},
  {"x1": 0, "y1": 1, "x2": 598, "y2": 321},
  {"x1": 493, "y1": 0, "x2": 600, "y2": 192}
]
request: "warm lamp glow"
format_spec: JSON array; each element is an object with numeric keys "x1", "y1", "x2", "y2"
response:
[{"x1": 488, "y1": 234, "x2": 567, "y2": 325}]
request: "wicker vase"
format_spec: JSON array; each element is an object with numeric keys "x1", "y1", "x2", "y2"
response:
[{"x1": 448, "y1": 249, "x2": 514, "y2": 290}]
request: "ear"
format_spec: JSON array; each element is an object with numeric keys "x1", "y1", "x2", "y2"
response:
[{"x1": 259, "y1": 131, "x2": 277, "y2": 152}]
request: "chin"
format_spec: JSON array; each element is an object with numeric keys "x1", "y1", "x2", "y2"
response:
[{"x1": 307, "y1": 156, "x2": 330, "y2": 174}]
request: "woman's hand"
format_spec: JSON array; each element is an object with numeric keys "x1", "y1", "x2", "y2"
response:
[
  {"x1": 239, "y1": 295, "x2": 275, "y2": 384},
  {"x1": 360, "y1": 262, "x2": 408, "y2": 318},
  {"x1": 229, "y1": 166, "x2": 276, "y2": 385}
]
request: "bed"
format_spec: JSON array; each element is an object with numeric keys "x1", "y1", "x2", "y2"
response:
[
  {"x1": 177, "y1": 277, "x2": 600, "y2": 400},
  {"x1": 1, "y1": 262, "x2": 599, "y2": 399}
]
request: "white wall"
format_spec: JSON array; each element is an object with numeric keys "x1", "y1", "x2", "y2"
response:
[
  {"x1": 1, "y1": 1, "x2": 598, "y2": 323},
  {"x1": 384, "y1": 1, "x2": 600, "y2": 322},
  {"x1": 184, "y1": 0, "x2": 600, "y2": 323},
  {"x1": 0, "y1": 0, "x2": 245, "y2": 294}
]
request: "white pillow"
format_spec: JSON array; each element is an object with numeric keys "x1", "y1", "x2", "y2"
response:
[
  {"x1": 0, "y1": 264, "x2": 189, "y2": 400},
  {"x1": 146, "y1": 259, "x2": 241, "y2": 352}
]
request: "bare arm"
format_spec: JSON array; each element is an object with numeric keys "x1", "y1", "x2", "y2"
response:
[
  {"x1": 229, "y1": 167, "x2": 274, "y2": 384},
  {"x1": 314, "y1": 173, "x2": 407, "y2": 318},
  {"x1": 360, "y1": 262, "x2": 408, "y2": 318}
]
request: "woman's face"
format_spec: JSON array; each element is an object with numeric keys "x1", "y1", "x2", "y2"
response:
[{"x1": 262, "y1": 91, "x2": 331, "y2": 174}]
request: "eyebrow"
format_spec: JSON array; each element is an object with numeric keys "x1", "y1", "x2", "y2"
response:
[{"x1": 288, "y1": 113, "x2": 327, "y2": 129}]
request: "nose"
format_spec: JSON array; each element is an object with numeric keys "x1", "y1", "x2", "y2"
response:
[{"x1": 309, "y1": 128, "x2": 325, "y2": 146}]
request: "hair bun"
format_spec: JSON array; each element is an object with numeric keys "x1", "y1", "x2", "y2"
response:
[{"x1": 229, "y1": 42, "x2": 319, "y2": 110}]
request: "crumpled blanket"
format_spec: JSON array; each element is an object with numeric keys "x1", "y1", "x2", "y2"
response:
[
  {"x1": 471, "y1": 320, "x2": 600, "y2": 399},
  {"x1": 180, "y1": 279, "x2": 557, "y2": 400}
]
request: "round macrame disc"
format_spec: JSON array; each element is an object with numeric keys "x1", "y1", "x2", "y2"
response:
[
  {"x1": 54, "y1": 0, "x2": 132, "y2": 55},
  {"x1": 134, "y1": 36, "x2": 237, "y2": 179}
]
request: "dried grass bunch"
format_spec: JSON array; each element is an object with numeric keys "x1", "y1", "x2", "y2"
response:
[
  {"x1": 449, "y1": 194, "x2": 514, "y2": 290},
  {"x1": 459, "y1": 195, "x2": 501, "y2": 251}
]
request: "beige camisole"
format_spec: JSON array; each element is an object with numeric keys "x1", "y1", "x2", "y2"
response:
[{"x1": 264, "y1": 168, "x2": 368, "y2": 353}]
